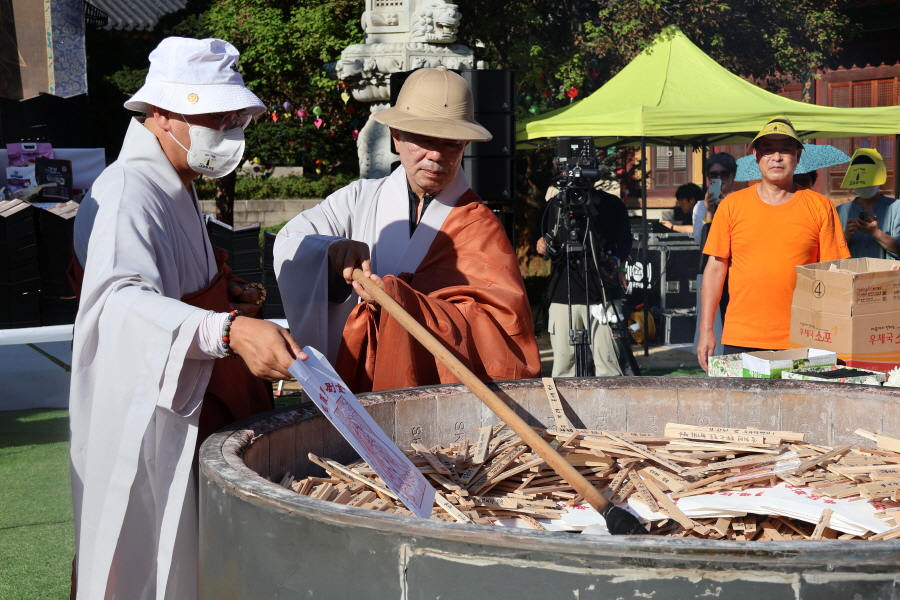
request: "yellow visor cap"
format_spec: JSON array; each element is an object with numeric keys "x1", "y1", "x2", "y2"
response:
[
  {"x1": 840, "y1": 148, "x2": 887, "y2": 189},
  {"x1": 751, "y1": 116, "x2": 802, "y2": 146}
]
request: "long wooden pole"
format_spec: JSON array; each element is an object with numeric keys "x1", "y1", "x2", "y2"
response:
[{"x1": 351, "y1": 268, "x2": 613, "y2": 515}]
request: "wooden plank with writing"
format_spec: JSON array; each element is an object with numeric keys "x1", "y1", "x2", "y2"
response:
[
  {"x1": 490, "y1": 457, "x2": 547, "y2": 485},
  {"x1": 612, "y1": 480, "x2": 636, "y2": 503},
  {"x1": 639, "y1": 474, "x2": 693, "y2": 530},
  {"x1": 663, "y1": 427, "x2": 777, "y2": 446},
  {"x1": 434, "y1": 493, "x2": 475, "y2": 524},
  {"x1": 606, "y1": 462, "x2": 635, "y2": 497},
  {"x1": 519, "y1": 515, "x2": 548, "y2": 530},
  {"x1": 518, "y1": 483, "x2": 577, "y2": 495},
  {"x1": 470, "y1": 496, "x2": 518, "y2": 510},
  {"x1": 639, "y1": 466, "x2": 688, "y2": 493},
  {"x1": 347, "y1": 490, "x2": 377, "y2": 507},
  {"x1": 428, "y1": 472, "x2": 463, "y2": 492},
  {"x1": 810, "y1": 508, "x2": 833, "y2": 540},
  {"x1": 666, "y1": 441, "x2": 780, "y2": 454},
  {"x1": 877, "y1": 431, "x2": 900, "y2": 454},
  {"x1": 510, "y1": 507, "x2": 565, "y2": 520},
  {"x1": 666, "y1": 423, "x2": 805, "y2": 442},
  {"x1": 542, "y1": 377, "x2": 575, "y2": 433},
  {"x1": 630, "y1": 476, "x2": 660, "y2": 512},
  {"x1": 681, "y1": 453, "x2": 784, "y2": 477},
  {"x1": 564, "y1": 453, "x2": 614, "y2": 468},
  {"x1": 472, "y1": 426, "x2": 492, "y2": 465},
  {"x1": 872, "y1": 469, "x2": 900, "y2": 480},
  {"x1": 411, "y1": 443, "x2": 454, "y2": 476},
  {"x1": 797, "y1": 445, "x2": 852, "y2": 474},
  {"x1": 602, "y1": 431, "x2": 687, "y2": 474},
  {"x1": 455, "y1": 439, "x2": 469, "y2": 469},
  {"x1": 860, "y1": 479, "x2": 900, "y2": 499},
  {"x1": 714, "y1": 518, "x2": 731, "y2": 537},
  {"x1": 323, "y1": 458, "x2": 399, "y2": 500},
  {"x1": 430, "y1": 445, "x2": 461, "y2": 482}
]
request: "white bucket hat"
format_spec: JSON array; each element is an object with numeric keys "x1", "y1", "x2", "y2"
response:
[{"x1": 125, "y1": 37, "x2": 266, "y2": 117}]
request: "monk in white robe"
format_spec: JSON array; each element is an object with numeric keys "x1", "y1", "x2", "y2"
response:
[
  {"x1": 69, "y1": 38, "x2": 303, "y2": 600},
  {"x1": 276, "y1": 67, "x2": 540, "y2": 392}
]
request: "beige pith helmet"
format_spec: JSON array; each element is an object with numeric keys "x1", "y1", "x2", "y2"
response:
[{"x1": 373, "y1": 67, "x2": 492, "y2": 142}]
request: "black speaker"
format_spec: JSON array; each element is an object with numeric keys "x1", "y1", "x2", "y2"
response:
[
  {"x1": 463, "y1": 157, "x2": 514, "y2": 201},
  {"x1": 463, "y1": 113, "x2": 514, "y2": 157},
  {"x1": 389, "y1": 71, "x2": 419, "y2": 107},
  {"x1": 460, "y1": 69, "x2": 515, "y2": 113}
]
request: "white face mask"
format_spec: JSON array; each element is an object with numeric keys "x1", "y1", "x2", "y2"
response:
[
  {"x1": 169, "y1": 116, "x2": 245, "y2": 178},
  {"x1": 855, "y1": 185, "x2": 880, "y2": 200}
]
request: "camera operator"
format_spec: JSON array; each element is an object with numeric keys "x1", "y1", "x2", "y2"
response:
[{"x1": 535, "y1": 181, "x2": 633, "y2": 377}]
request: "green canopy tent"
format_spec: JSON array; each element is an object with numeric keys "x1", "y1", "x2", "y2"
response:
[
  {"x1": 517, "y1": 27, "x2": 900, "y2": 357},
  {"x1": 517, "y1": 28, "x2": 900, "y2": 147}
]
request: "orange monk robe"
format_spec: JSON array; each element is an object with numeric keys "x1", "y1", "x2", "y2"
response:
[{"x1": 335, "y1": 192, "x2": 541, "y2": 392}]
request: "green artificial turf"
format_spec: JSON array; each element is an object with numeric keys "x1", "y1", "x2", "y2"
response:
[{"x1": 0, "y1": 408, "x2": 73, "y2": 600}]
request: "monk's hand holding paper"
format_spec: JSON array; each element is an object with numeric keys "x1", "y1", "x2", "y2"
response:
[
  {"x1": 228, "y1": 281, "x2": 262, "y2": 317},
  {"x1": 229, "y1": 318, "x2": 307, "y2": 381},
  {"x1": 328, "y1": 239, "x2": 372, "y2": 284}
]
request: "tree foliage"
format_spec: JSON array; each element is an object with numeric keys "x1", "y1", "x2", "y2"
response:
[
  {"x1": 87, "y1": 0, "x2": 856, "y2": 243},
  {"x1": 458, "y1": 0, "x2": 854, "y2": 117},
  {"x1": 451, "y1": 0, "x2": 855, "y2": 266},
  {"x1": 168, "y1": 0, "x2": 367, "y2": 175}
]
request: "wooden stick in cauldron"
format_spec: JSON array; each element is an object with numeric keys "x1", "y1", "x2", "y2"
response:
[{"x1": 351, "y1": 268, "x2": 646, "y2": 535}]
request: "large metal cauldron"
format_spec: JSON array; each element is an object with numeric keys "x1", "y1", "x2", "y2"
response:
[{"x1": 199, "y1": 377, "x2": 900, "y2": 599}]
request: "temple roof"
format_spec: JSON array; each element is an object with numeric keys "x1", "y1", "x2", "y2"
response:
[{"x1": 89, "y1": 0, "x2": 187, "y2": 31}]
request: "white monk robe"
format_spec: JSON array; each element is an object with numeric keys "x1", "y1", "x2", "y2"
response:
[
  {"x1": 274, "y1": 164, "x2": 466, "y2": 363},
  {"x1": 70, "y1": 118, "x2": 217, "y2": 600}
]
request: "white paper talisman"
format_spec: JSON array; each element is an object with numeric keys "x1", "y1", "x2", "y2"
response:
[{"x1": 289, "y1": 348, "x2": 436, "y2": 518}]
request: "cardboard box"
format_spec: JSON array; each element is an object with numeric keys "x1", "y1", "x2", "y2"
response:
[
  {"x1": 741, "y1": 348, "x2": 836, "y2": 379},
  {"x1": 791, "y1": 259, "x2": 900, "y2": 372},
  {"x1": 780, "y1": 365, "x2": 886, "y2": 386},
  {"x1": 792, "y1": 258, "x2": 900, "y2": 317},
  {"x1": 707, "y1": 353, "x2": 742, "y2": 377}
]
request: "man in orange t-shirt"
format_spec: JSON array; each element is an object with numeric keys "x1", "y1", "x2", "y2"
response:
[{"x1": 697, "y1": 117, "x2": 850, "y2": 371}]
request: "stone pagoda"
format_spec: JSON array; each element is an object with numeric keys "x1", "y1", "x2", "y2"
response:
[{"x1": 333, "y1": 0, "x2": 474, "y2": 178}]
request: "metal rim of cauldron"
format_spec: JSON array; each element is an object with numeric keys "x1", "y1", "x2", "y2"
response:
[{"x1": 200, "y1": 377, "x2": 900, "y2": 568}]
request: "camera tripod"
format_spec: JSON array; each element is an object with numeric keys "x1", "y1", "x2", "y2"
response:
[{"x1": 539, "y1": 207, "x2": 641, "y2": 378}]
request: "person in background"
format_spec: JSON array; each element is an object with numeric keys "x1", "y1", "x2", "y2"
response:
[
  {"x1": 692, "y1": 153, "x2": 737, "y2": 357},
  {"x1": 535, "y1": 183, "x2": 632, "y2": 377},
  {"x1": 693, "y1": 153, "x2": 737, "y2": 245},
  {"x1": 697, "y1": 116, "x2": 849, "y2": 371},
  {"x1": 661, "y1": 182, "x2": 702, "y2": 232},
  {"x1": 836, "y1": 149, "x2": 900, "y2": 259},
  {"x1": 793, "y1": 169, "x2": 818, "y2": 190}
]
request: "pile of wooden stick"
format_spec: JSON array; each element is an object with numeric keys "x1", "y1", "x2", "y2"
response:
[{"x1": 279, "y1": 420, "x2": 900, "y2": 540}]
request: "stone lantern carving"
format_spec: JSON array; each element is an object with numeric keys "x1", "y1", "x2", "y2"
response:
[{"x1": 332, "y1": 0, "x2": 474, "y2": 178}]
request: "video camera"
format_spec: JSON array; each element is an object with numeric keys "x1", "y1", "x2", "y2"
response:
[
  {"x1": 544, "y1": 137, "x2": 604, "y2": 260},
  {"x1": 555, "y1": 136, "x2": 601, "y2": 208}
]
